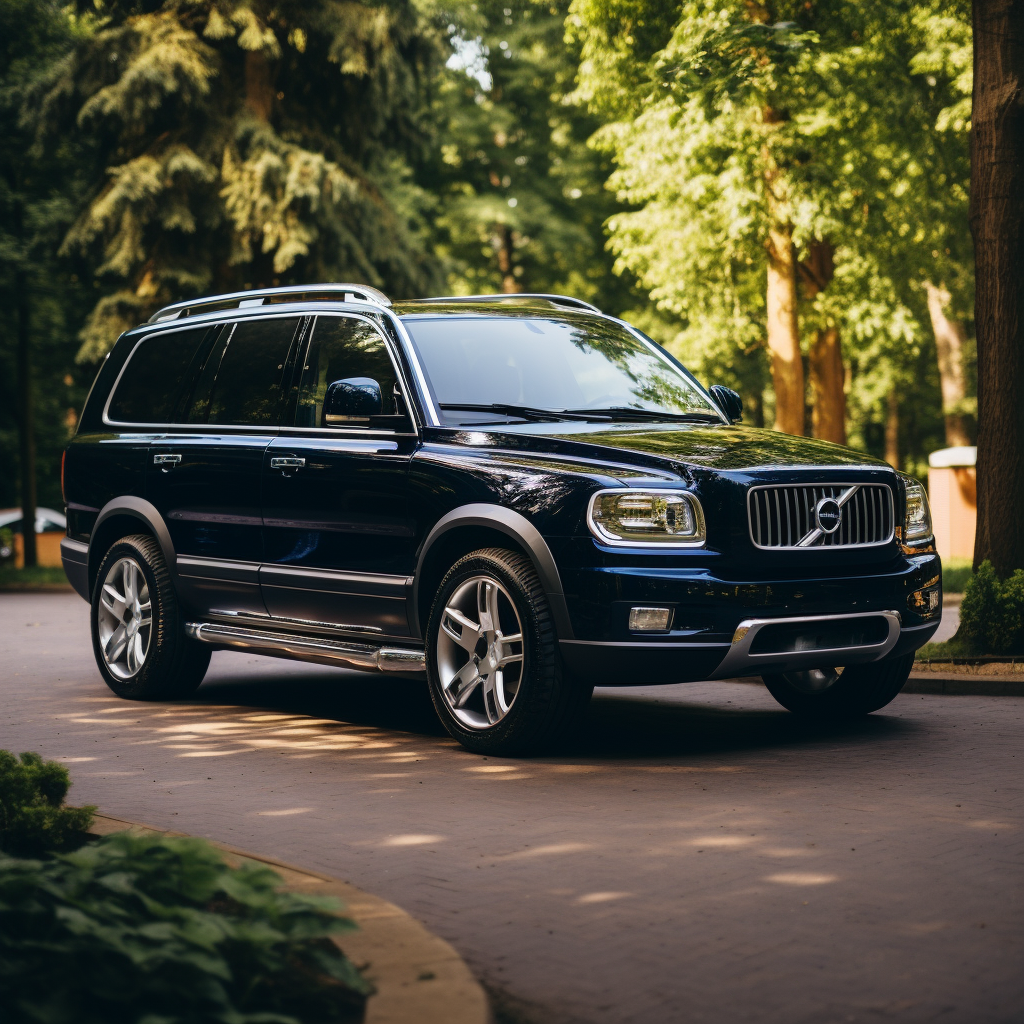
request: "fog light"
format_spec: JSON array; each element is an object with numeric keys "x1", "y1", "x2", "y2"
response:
[
  {"x1": 908, "y1": 577, "x2": 941, "y2": 618},
  {"x1": 629, "y1": 606, "x2": 673, "y2": 632}
]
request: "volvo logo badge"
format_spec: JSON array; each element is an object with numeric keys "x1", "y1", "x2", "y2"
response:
[{"x1": 815, "y1": 497, "x2": 842, "y2": 534}]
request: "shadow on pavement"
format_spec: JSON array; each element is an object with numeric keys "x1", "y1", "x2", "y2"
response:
[{"x1": 191, "y1": 663, "x2": 916, "y2": 762}]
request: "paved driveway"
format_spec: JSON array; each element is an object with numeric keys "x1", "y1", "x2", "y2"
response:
[{"x1": 2, "y1": 593, "x2": 1020, "y2": 1024}]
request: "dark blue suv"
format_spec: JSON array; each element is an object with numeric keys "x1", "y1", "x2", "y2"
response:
[{"x1": 61, "y1": 284, "x2": 942, "y2": 754}]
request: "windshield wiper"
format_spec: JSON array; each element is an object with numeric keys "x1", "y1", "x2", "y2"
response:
[
  {"x1": 565, "y1": 406, "x2": 723, "y2": 424},
  {"x1": 440, "y1": 403, "x2": 611, "y2": 423}
]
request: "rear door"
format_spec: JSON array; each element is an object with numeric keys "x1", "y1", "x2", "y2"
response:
[
  {"x1": 147, "y1": 314, "x2": 305, "y2": 616},
  {"x1": 260, "y1": 313, "x2": 420, "y2": 638}
]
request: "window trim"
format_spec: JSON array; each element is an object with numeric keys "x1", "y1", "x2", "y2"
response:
[{"x1": 102, "y1": 311, "x2": 422, "y2": 437}]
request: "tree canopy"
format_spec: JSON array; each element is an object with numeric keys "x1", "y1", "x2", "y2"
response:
[{"x1": 0, "y1": 0, "x2": 987, "y2": 556}]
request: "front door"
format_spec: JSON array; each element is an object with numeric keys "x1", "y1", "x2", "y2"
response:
[
  {"x1": 147, "y1": 314, "x2": 305, "y2": 616},
  {"x1": 260, "y1": 314, "x2": 420, "y2": 638}
]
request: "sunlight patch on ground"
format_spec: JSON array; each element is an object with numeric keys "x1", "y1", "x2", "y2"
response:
[
  {"x1": 256, "y1": 807, "x2": 315, "y2": 816},
  {"x1": 577, "y1": 892, "x2": 632, "y2": 904},
  {"x1": 765, "y1": 872, "x2": 838, "y2": 885},
  {"x1": 501, "y1": 842, "x2": 593, "y2": 860},
  {"x1": 688, "y1": 836, "x2": 755, "y2": 848},
  {"x1": 384, "y1": 834, "x2": 445, "y2": 846}
]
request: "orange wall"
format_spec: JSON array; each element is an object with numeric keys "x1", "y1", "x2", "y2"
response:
[
  {"x1": 928, "y1": 466, "x2": 976, "y2": 562},
  {"x1": 13, "y1": 532, "x2": 64, "y2": 568}
]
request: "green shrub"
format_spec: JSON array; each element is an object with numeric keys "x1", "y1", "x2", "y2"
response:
[
  {"x1": 955, "y1": 560, "x2": 1024, "y2": 655},
  {"x1": 0, "y1": 831, "x2": 371, "y2": 1024},
  {"x1": 0, "y1": 751, "x2": 94, "y2": 857},
  {"x1": 941, "y1": 558, "x2": 973, "y2": 594}
]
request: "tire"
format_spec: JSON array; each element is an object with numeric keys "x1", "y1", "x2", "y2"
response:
[
  {"x1": 425, "y1": 547, "x2": 592, "y2": 755},
  {"x1": 91, "y1": 533, "x2": 210, "y2": 700},
  {"x1": 762, "y1": 653, "x2": 914, "y2": 719}
]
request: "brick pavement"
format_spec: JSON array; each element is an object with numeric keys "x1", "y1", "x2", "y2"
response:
[{"x1": 1, "y1": 592, "x2": 1020, "y2": 1024}]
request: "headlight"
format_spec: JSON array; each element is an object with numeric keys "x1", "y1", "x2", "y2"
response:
[
  {"x1": 587, "y1": 489, "x2": 706, "y2": 547},
  {"x1": 900, "y1": 473, "x2": 933, "y2": 543}
]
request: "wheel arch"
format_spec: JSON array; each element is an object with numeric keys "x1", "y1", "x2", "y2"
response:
[
  {"x1": 89, "y1": 497, "x2": 176, "y2": 598},
  {"x1": 412, "y1": 504, "x2": 573, "y2": 641}
]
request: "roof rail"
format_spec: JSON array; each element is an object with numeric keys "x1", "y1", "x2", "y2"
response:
[
  {"x1": 147, "y1": 283, "x2": 392, "y2": 324},
  {"x1": 414, "y1": 293, "x2": 601, "y2": 314}
]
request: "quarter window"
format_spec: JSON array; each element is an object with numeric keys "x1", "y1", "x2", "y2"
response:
[
  {"x1": 188, "y1": 317, "x2": 301, "y2": 426},
  {"x1": 107, "y1": 327, "x2": 214, "y2": 424},
  {"x1": 295, "y1": 317, "x2": 398, "y2": 428}
]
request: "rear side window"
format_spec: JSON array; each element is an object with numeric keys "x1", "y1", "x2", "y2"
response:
[
  {"x1": 188, "y1": 317, "x2": 301, "y2": 426},
  {"x1": 294, "y1": 316, "x2": 398, "y2": 428},
  {"x1": 106, "y1": 327, "x2": 213, "y2": 424}
]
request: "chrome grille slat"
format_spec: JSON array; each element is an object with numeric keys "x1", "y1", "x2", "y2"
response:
[{"x1": 747, "y1": 483, "x2": 893, "y2": 549}]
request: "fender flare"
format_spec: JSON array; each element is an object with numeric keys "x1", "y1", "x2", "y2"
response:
[
  {"x1": 89, "y1": 496, "x2": 176, "y2": 593},
  {"x1": 413, "y1": 504, "x2": 574, "y2": 640}
]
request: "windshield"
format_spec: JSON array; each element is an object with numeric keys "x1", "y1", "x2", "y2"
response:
[{"x1": 401, "y1": 313, "x2": 722, "y2": 426}]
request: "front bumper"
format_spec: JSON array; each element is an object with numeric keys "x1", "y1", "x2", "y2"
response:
[{"x1": 558, "y1": 553, "x2": 942, "y2": 685}]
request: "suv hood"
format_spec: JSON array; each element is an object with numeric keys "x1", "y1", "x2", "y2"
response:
[{"x1": 520, "y1": 422, "x2": 890, "y2": 472}]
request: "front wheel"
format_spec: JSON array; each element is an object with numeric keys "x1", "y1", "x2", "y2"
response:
[
  {"x1": 762, "y1": 653, "x2": 914, "y2": 719},
  {"x1": 91, "y1": 534, "x2": 210, "y2": 700},
  {"x1": 425, "y1": 547, "x2": 591, "y2": 755}
]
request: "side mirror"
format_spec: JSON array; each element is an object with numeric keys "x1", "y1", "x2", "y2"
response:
[
  {"x1": 323, "y1": 377, "x2": 382, "y2": 425},
  {"x1": 708, "y1": 385, "x2": 742, "y2": 423}
]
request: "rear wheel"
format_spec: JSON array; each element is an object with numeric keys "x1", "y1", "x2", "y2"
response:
[
  {"x1": 91, "y1": 534, "x2": 210, "y2": 700},
  {"x1": 425, "y1": 547, "x2": 591, "y2": 755},
  {"x1": 762, "y1": 653, "x2": 914, "y2": 718}
]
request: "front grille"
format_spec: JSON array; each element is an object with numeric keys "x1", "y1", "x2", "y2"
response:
[{"x1": 747, "y1": 483, "x2": 894, "y2": 549}]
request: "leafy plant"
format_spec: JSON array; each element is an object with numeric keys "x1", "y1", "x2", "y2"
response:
[
  {"x1": 0, "y1": 751, "x2": 94, "y2": 857},
  {"x1": 0, "y1": 831, "x2": 371, "y2": 1024},
  {"x1": 955, "y1": 560, "x2": 1024, "y2": 655}
]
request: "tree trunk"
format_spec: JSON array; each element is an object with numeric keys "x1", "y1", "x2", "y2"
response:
[
  {"x1": 925, "y1": 282, "x2": 972, "y2": 447},
  {"x1": 798, "y1": 240, "x2": 845, "y2": 444},
  {"x1": 765, "y1": 224, "x2": 804, "y2": 435},
  {"x1": 245, "y1": 51, "x2": 274, "y2": 122},
  {"x1": 497, "y1": 225, "x2": 519, "y2": 293},
  {"x1": 970, "y1": 0, "x2": 1024, "y2": 575},
  {"x1": 885, "y1": 389, "x2": 899, "y2": 470},
  {"x1": 809, "y1": 326, "x2": 846, "y2": 444},
  {"x1": 16, "y1": 268, "x2": 37, "y2": 568}
]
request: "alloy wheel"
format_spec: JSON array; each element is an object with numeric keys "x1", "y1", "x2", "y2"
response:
[
  {"x1": 436, "y1": 575, "x2": 525, "y2": 729},
  {"x1": 96, "y1": 556, "x2": 152, "y2": 680}
]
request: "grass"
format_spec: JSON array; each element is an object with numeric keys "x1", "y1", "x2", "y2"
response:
[
  {"x1": 0, "y1": 565, "x2": 71, "y2": 590},
  {"x1": 942, "y1": 558, "x2": 972, "y2": 594}
]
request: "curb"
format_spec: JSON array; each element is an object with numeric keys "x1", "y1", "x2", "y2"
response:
[
  {"x1": 89, "y1": 814, "x2": 489, "y2": 1024},
  {"x1": 905, "y1": 675, "x2": 1024, "y2": 696},
  {"x1": 726, "y1": 675, "x2": 1024, "y2": 698}
]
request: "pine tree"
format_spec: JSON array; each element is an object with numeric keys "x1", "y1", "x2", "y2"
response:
[{"x1": 44, "y1": 0, "x2": 446, "y2": 360}]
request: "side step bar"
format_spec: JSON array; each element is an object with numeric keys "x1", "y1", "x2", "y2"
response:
[{"x1": 184, "y1": 621, "x2": 426, "y2": 673}]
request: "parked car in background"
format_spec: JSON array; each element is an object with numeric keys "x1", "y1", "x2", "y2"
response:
[
  {"x1": 0, "y1": 507, "x2": 68, "y2": 567},
  {"x1": 61, "y1": 285, "x2": 941, "y2": 754}
]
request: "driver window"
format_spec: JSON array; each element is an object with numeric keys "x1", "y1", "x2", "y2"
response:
[{"x1": 295, "y1": 316, "x2": 399, "y2": 428}]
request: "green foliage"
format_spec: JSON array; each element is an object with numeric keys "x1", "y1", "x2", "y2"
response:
[
  {"x1": 569, "y1": 0, "x2": 971, "y2": 467},
  {"x1": 0, "y1": 751, "x2": 94, "y2": 857},
  {"x1": 954, "y1": 561, "x2": 1024, "y2": 656},
  {"x1": 0, "y1": 830, "x2": 371, "y2": 1024},
  {"x1": 427, "y1": 0, "x2": 635, "y2": 310},
  {"x1": 41, "y1": 0, "x2": 448, "y2": 359},
  {"x1": 0, "y1": 0, "x2": 94, "y2": 510}
]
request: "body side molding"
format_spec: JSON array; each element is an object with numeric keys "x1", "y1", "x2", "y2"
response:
[{"x1": 413, "y1": 503, "x2": 574, "y2": 640}]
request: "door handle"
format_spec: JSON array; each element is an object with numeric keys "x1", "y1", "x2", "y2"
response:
[
  {"x1": 270, "y1": 457, "x2": 305, "y2": 470},
  {"x1": 153, "y1": 453, "x2": 181, "y2": 467}
]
